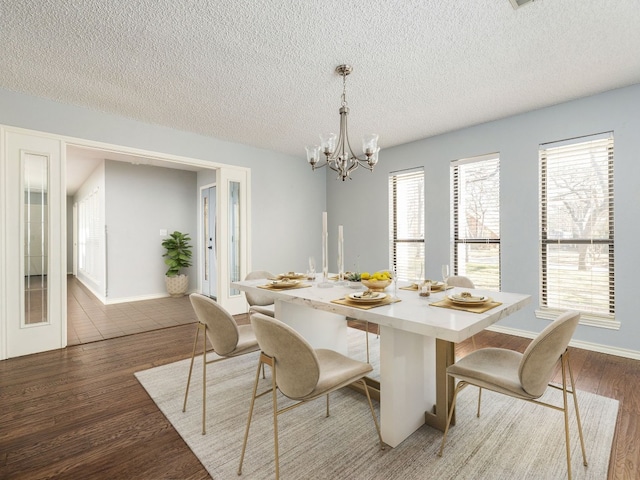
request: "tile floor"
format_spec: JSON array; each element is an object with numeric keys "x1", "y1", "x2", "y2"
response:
[{"x1": 67, "y1": 276, "x2": 198, "y2": 345}]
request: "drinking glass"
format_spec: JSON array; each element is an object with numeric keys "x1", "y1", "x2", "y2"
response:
[
  {"x1": 414, "y1": 263, "x2": 424, "y2": 286},
  {"x1": 390, "y1": 266, "x2": 398, "y2": 299},
  {"x1": 307, "y1": 256, "x2": 316, "y2": 281},
  {"x1": 441, "y1": 264, "x2": 450, "y2": 291}
]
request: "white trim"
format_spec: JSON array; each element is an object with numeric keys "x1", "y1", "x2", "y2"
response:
[
  {"x1": 535, "y1": 308, "x2": 620, "y2": 330},
  {"x1": 0, "y1": 127, "x2": 6, "y2": 360},
  {"x1": 450, "y1": 151, "x2": 499, "y2": 167},
  {"x1": 487, "y1": 324, "x2": 640, "y2": 360},
  {"x1": 1, "y1": 123, "x2": 251, "y2": 359},
  {"x1": 104, "y1": 292, "x2": 192, "y2": 305}
]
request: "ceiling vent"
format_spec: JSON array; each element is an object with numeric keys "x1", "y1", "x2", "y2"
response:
[{"x1": 509, "y1": 0, "x2": 534, "y2": 9}]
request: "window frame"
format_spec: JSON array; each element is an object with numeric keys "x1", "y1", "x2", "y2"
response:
[
  {"x1": 451, "y1": 153, "x2": 501, "y2": 290},
  {"x1": 389, "y1": 168, "x2": 425, "y2": 282},
  {"x1": 537, "y1": 132, "x2": 617, "y2": 329}
]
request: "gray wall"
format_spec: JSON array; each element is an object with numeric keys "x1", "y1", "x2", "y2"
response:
[
  {"x1": 105, "y1": 161, "x2": 197, "y2": 300},
  {"x1": 0, "y1": 88, "x2": 326, "y2": 279},
  {"x1": 327, "y1": 83, "x2": 640, "y2": 354}
]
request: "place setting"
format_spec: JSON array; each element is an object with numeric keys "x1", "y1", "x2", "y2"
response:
[
  {"x1": 430, "y1": 290, "x2": 502, "y2": 313},
  {"x1": 259, "y1": 273, "x2": 311, "y2": 291},
  {"x1": 331, "y1": 290, "x2": 398, "y2": 309}
]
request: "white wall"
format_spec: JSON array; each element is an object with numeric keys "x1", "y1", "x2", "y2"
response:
[
  {"x1": 328, "y1": 83, "x2": 640, "y2": 355},
  {"x1": 105, "y1": 161, "x2": 198, "y2": 300}
]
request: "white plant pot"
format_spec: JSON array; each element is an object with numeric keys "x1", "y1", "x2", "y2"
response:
[{"x1": 165, "y1": 274, "x2": 189, "y2": 297}]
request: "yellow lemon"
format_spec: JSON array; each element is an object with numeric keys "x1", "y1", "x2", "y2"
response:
[{"x1": 360, "y1": 272, "x2": 371, "y2": 280}]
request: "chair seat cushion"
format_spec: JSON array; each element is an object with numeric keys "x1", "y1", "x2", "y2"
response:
[
  {"x1": 297, "y1": 349, "x2": 373, "y2": 401},
  {"x1": 249, "y1": 304, "x2": 275, "y2": 317},
  {"x1": 228, "y1": 324, "x2": 260, "y2": 357},
  {"x1": 447, "y1": 348, "x2": 538, "y2": 400}
]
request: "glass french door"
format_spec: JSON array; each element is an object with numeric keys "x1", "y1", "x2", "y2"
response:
[
  {"x1": 1, "y1": 128, "x2": 66, "y2": 359},
  {"x1": 201, "y1": 185, "x2": 217, "y2": 299},
  {"x1": 216, "y1": 167, "x2": 249, "y2": 315}
]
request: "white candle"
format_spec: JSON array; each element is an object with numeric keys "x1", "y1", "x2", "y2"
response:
[
  {"x1": 322, "y1": 211, "x2": 327, "y2": 236},
  {"x1": 338, "y1": 224, "x2": 343, "y2": 242}
]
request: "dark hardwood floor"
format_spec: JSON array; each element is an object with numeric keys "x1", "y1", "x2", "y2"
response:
[{"x1": 1, "y1": 320, "x2": 638, "y2": 479}]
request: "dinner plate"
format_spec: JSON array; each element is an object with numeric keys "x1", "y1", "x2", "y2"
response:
[
  {"x1": 412, "y1": 281, "x2": 444, "y2": 289},
  {"x1": 275, "y1": 272, "x2": 306, "y2": 280},
  {"x1": 269, "y1": 279, "x2": 300, "y2": 288},
  {"x1": 447, "y1": 293, "x2": 489, "y2": 305},
  {"x1": 347, "y1": 292, "x2": 387, "y2": 303}
]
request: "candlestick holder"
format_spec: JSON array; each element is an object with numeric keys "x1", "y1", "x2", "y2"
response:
[{"x1": 318, "y1": 230, "x2": 333, "y2": 288}]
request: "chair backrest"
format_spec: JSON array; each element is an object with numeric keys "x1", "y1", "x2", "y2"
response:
[
  {"x1": 518, "y1": 311, "x2": 580, "y2": 397},
  {"x1": 447, "y1": 275, "x2": 475, "y2": 288},
  {"x1": 244, "y1": 270, "x2": 276, "y2": 307},
  {"x1": 250, "y1": 312, "x2": 320, "y2": 400},
  {"x1": 189, "y1": 293, "x2": 240, "y2": 356}
]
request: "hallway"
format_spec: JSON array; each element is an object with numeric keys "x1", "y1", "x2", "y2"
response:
[{"x1": 67, "y1": 276, "x2": 197, "y2": 345}]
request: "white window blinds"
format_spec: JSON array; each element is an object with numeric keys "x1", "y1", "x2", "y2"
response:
[
  {"x1": 389, "y1": 168, "x2": 424, "y2": 281},
  {"x1": 451, "y1": 154, "x2": 500, "y2": 290},
  {"x1": 539, "y1": 133, "x2": 615, "y2": 320}
]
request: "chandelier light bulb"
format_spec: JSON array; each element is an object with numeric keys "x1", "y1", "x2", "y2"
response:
[
  {"x1": 362, "y1": 134, "x2": 379, "y2": 156},
  {"x1": 306, "y1": 145, "x2": 320, "y2": 167},
  {"x1": 320, "y1": 133, "x2": 337, "y2": 156}
]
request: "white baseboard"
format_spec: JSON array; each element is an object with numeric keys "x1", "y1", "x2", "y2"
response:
[
  {"x1": 104, "y1": 293, "x2": 170, "y2": 305},
  {"x1": 487, "y1": 324, "x2": 640, "y2": 361}
]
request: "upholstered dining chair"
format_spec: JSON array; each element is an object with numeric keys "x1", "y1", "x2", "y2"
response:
[
  {"x1": 244, "y1": 270, "x2": 276, "y2": 317},
  {"x1": 238, "y1": 312, "x2": 385, "y2": 479},
  {"x1": 183, "y1": 293, "x2": 260, "y2": 435},
  {"x1": 438, "y1": 310, "x2": 587, "y2": 480},
  {"x1": 446, "y1": 275, "x2": 475, "y2": 288}
]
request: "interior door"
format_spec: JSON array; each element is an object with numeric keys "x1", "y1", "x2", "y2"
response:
[
  {"x1": 200, "y1": 185, "x2": 217, "y2": 299},
  {"x1": 216, "y1": 167, "x2": 249, "y2": 314},
  {"x1": 1, "y1": 128, "x2": 66, "y2": 359}
]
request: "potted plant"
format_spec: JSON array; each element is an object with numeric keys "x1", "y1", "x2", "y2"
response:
[{"x1": 161, "y1": 231, "x2": 193, "y2": 297}]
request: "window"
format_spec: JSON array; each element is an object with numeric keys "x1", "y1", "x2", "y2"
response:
[
  {"x1": 451, "y1": 154, "x2": 500, "y2": 290},
  {"x1": 389, "y1": 168, "x2": 424, "y2": 281},
  {"x1": 539, "y1": 133, "x2": 615, "y2": 323}
]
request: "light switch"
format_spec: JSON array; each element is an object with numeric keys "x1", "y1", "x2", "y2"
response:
[{"x1": 160, "y1": 229, "x2": 167, "y2": 236}]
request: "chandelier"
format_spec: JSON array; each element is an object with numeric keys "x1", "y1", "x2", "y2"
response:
[{"x1": 305, "y1": 65, "x2": 380, "y2": 181}]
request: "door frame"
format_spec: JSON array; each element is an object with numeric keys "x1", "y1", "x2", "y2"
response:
[{"x1": 1, "y1": 124, "x2": 251, "y2": 359}]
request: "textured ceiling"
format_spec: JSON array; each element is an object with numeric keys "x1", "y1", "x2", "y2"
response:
[{"x1": 2, "y1": 0, "x2": 640, "y2": 158}]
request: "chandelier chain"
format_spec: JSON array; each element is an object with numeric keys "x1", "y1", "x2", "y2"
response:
[{"x1": 341, "y1": 73, "x2": 348, "y2": 107}]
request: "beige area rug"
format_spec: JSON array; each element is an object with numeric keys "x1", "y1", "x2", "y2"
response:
[{"x1": 135, "y1": 329, "x2": 618, "y2": 479}]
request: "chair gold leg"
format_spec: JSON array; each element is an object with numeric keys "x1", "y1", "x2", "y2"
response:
[
  {"x1": 201, "y1": 323, "x2": 207, "y2": 435},
  {"x1": 326, "y1": 394, "x2": 330, "y2": 417},
  {"x1": 561, "y1": 354, "x2": 573, "y2": 480},
  {"x1": 365, "y1": 321, "x2": 370, "y2": 364},
  {"x1": 238, "y1": 358, "x2": 266, "y2": 476},
  {"x1": 182, "y1": 323, "x2": 200, "y2": 414},
  {"x1": 361, "y1": 379, "x2": 385, "y2": 450},
  {"x1": 566, "y1": 351, "x2": 588, "y2": 467},
  {"x1": 476, "y1": 387, "x2": 482, "y2": 417},
  {"x1": 438, "y1": 380, "x2": 466, "y2": 457},
  {"x1": 272, "y1": 363, "x2": 280, "y2": 480},
  {"x1": 471, "y1": 335, "x2": 477, "y2": 350}
]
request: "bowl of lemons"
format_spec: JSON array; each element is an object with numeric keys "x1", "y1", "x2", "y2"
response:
[{"x1": 360, "y1": 271, "x2": 392, "y2": 291}]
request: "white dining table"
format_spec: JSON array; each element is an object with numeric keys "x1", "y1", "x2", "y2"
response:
[{"x1": 232, "y1": 278, "x2": 531, "y2": 448}]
